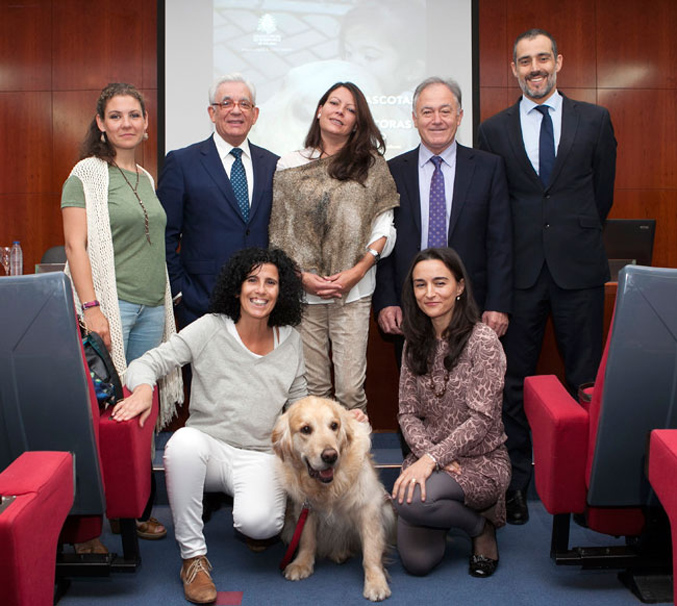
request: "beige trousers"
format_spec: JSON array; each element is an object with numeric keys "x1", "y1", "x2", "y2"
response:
[{"x1": 300, "y1": 296, "x2": 372, "y2": 413}]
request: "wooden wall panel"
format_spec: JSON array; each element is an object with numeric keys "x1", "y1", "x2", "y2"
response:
[
  {"x1": 52, "y1": 0, "x2": 146, "y2": 91},
  {"x1": 599, "y1": 89, "x2": 677, "y2": 190},
  {"x1": 596, "y1": 0, "x2": 677, "y2": 89},
  {"x1": 0, "y1": 92, "x2": 53, "y2": 194},
  {"x1": 502, "y1": 0, "x2": 597, "y2": 89},
  {"x1": 0, "y1": 193, "x2": 61, "y2": 273},
  {"x1": 0, "y1": 0, "x2": 52, "y2": 92},
  {"x1": 478, "y1": 0, "x2": 508, "y2": 88},
  {"x1": 365, "y1": 319, "x2": 399, "y2": 431}
]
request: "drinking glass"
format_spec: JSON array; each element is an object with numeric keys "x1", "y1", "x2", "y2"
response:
[{"x1": 1, "y1": 246, "x2": 11, "y2": 275}]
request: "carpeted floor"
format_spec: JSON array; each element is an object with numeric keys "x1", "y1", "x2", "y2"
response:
[{"x1": 57, "y1": 433, "x2": 653, "y2": 606}]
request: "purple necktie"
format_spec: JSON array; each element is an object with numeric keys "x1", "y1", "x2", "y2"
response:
[{"x1": 427, "y1": 155, "x2": 447, "y2": 248}]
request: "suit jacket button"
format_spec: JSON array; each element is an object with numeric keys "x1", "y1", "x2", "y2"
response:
[
  {"x1": 245, "y1": 229, "x2": 251, "y2": 236},
  {"x1": 544, "y1": 223, "x2": 550, "y2": 229}
]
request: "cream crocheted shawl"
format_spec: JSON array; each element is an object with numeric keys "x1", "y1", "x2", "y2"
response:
[{"x1": 65, "y1": 157, "x2": 183, "y2": 427}]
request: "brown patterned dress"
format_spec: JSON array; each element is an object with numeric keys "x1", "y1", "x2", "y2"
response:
[{"x1": 399, "y1": 322, "x2": 511, "y2": 527}]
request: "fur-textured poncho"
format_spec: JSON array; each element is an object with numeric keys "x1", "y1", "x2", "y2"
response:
[{"x1": 269, "y1": 153, "x2": 399, "y2": 275}]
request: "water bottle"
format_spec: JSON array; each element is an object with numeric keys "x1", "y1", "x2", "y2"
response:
[{"x1": 10, "y1": 241, "x2": 23, "y2": 276}]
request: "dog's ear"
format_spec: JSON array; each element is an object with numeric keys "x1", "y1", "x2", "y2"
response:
[
  {"x1": 339, "y1": 405, "x2": 355, "y2": 447},
  {"x1": 271, "y1": 413, "x2": 291, "y2": 462}
]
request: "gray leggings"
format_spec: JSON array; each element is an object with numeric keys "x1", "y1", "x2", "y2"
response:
[{"x1": 393, "y1": 472, "x2": 485, "y2": 575}]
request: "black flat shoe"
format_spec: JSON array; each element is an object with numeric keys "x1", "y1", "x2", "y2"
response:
[
  {"x1": 506, "y1": 489, "x2": 529, "y2": 525},
  {"x1": 469, "y1": 554, "x2": 499, "y2": 578}
]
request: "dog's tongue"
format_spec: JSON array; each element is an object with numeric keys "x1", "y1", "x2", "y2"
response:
[{"x1": 319, "y1": 468, "x2": 334, "y2": 480}]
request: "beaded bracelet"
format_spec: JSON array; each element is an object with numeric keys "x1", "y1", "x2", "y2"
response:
[{"x1": 81, "y1": 299, "x2": 100, "y2": 311}]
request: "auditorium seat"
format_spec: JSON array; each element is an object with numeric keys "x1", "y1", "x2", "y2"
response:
[
  {"x1": 0, "y1": 451, "x2": 74, "y2": 606},
  {"x1": 0, "y1": 273, "x2": 159, "y2": 587},
  {"x1": 524, "y1": 265, "x2": 677, "y2": 602},
  {"x1": 649, "y1": 430, "x2": 677, "y2": 605}
]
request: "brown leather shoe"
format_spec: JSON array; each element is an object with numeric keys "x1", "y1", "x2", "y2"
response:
[{"x1": 180, "y1": 556, "x2": 217, "y2": 604}]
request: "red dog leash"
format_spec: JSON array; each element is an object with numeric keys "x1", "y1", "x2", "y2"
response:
[{"x1": 279, "y1": 502, "x2": 311, "y2": 571}]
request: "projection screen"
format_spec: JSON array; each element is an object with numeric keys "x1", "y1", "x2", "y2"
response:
[{"x1": 161, "y1": 0, "x2": 477, "y2": 160}]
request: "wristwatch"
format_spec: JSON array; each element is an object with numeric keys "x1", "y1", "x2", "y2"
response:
[{"x1": 366, "y1": 247, "x2": 381, "y2": 262}]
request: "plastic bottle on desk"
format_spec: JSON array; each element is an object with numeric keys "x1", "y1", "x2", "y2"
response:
[{"x1": 10, "y1": 241, "x2": 23, "y2": 275}]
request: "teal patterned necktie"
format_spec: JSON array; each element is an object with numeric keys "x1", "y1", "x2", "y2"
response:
[{"x1": 230, "y1": 148, "x2": 249, "y2": 222}]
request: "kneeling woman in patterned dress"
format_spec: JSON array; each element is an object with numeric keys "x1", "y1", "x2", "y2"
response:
[{"x1": 392, "y1": 247, "x2": 511, "y2": 579}]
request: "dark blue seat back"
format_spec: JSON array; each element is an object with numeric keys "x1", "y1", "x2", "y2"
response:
[
  {"x1": 0, "y1": 272, "x2": 105, "y2": 515},
  {"x1": 589, "y1": 265, "x2": 677, "y2": 507}
]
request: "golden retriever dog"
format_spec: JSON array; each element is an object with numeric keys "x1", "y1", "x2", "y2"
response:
[{"x1": 272, "y1": 396, "x2": 395, "y2": 602}]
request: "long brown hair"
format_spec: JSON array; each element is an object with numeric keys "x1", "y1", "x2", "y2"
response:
[
  {"x1": 402, "y1": 248, "x2": 480, "y2": 376},
  {"x1": 304, "y1": 82, "x2": 385, "y2": 185},
  {"x1": 79, "y1": 83, "x2": 147, "y2": 163}
]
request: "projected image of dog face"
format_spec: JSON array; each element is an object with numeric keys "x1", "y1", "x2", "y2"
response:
[{"x1": 288, "y1": 401, "x2": 348, "y2": 484}]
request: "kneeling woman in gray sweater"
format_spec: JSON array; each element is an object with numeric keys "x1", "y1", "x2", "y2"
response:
[{"x1": 111, "y1": 247, "x2": 306, "y2": 604}]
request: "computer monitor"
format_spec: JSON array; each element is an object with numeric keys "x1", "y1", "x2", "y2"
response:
[{"x1": 603, "y1": 218, "x2": 656, "y2": 280}]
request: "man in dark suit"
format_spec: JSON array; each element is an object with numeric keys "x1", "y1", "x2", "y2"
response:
[
  {"x1": 374, "y1": 77, "x2": 513, "y2": 347},
  {"x1": 478, "y1": 29, "x2": 617, "y2": 524},
  {"x1": 158, "y1": 73, "x2": 279, "y2": 325}
]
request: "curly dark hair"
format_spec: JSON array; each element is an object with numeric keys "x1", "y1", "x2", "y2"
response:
[
  {"x1": 304, "y1": 81, "x2": 385, "y2": 185},
  {"x1": 209, "y1": 247, "x2": 304, "y2": 326},
  {"x1": 402, "y1": 247, "x2": 480, "y2": 376},
  {"x1": 79, "y1": 82, "x2": 147, "y2": 163}
]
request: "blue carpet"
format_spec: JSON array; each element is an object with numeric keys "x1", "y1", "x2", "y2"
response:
[{"x1": 58, "y1": 434, "x2": 648, "y2": 606}]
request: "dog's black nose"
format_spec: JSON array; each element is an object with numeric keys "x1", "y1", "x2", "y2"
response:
[{"x1": 321, "y1": 449, "x2": 338, "y2": 465}]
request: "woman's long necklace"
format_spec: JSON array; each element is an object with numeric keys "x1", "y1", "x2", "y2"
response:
[
  {"x1": 114, "y1": 163, "x2": 151, "y2": 244},
  {"x1": 428, "y1": 367, "x2": 450, "y2": 398}
]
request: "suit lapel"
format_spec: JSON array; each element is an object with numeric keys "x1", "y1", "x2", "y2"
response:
[
  {"x1": 199, "y1": 136, "x2": 242, "y2": 219},
  {"x1": 448, "y1": 144, "x2": 473, "y2": 238},
  {"x1": 549, "y1": 95, "x2": 578, "y2": 186},
  {"x1": 248, "y1": 142, "x2": 266, "y2": 223},
  {"x1": 505, "y1": 100, "x2": 541, "y2": 186},
  {"x1": 400, "y1": 148, "x2": 422, "y2": 236}
]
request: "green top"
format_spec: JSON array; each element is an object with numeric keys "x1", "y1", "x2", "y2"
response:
[{"x1": 61, "y1": 164, "x2": 167, "y2": 306}]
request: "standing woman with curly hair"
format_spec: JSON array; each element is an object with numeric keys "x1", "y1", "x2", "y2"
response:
[
  {"x1": 270, "y1": 81, "x2": 399, "y2": 414},
  {"x1": 61, "y1": 82, "x2": 183, "y2": 550},
  {"x1": 392, "y1": 248, "x2": 511, "y2": 579},
  {"x1": 112, "y1": 247, "x2": 307, "y2": 604}
]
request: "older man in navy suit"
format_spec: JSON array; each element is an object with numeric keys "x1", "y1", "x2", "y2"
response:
[
  {"x1": 374, "y1": 77, "x2": 513, "y2": 345},
  {"x1": 158, "y1": 73, "x2": 279, "y2": 325},
  {"x1": 478, "y1": 29, "x2": 617, "y2": 524}
]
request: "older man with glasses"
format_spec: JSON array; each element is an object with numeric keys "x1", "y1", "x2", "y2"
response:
[{"x1": 158, "y1": 73, "x2": 279, "y2": 326}]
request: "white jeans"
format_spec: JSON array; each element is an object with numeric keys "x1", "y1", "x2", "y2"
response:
[{"x1": 163, "y1": 427, "x2": 286, "y2": 559}]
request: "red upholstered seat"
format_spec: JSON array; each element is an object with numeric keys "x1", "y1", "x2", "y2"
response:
[
  {"x1": 649, "y1": 430, "x2": 677, "y2": 604},
  {"x1": 523, "y1": 265, "x2": 677, "y2": 601},
  {"x1": 59, "y1": 341, "x2": 159, "y2": 547},
  {"x1": 0, "y1": 451, "x2": 74, "y2": 606},
  {"x1": 524, "y1": 320, "x2": 644, "y2": 537}
]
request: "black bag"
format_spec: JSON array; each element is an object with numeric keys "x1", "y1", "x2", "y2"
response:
[{"x1": 82, "y1": 331, "x2": 124, "y2": 411}]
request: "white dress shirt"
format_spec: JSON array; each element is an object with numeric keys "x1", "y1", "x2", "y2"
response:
[
  {"x1": 212, "y1": 133, "x2": 255, "y2": 205},
  {"x1": 519, "y1": 90, "x2": 563, "y2": 176}
]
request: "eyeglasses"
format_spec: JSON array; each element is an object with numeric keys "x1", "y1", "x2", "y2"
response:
[{"x1": 211, "y1": 99, "x2": 254, "y2": 112}]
